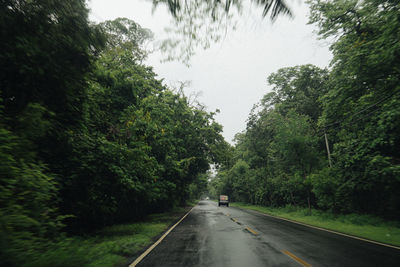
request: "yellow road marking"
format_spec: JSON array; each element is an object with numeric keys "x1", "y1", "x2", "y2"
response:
[
  {"x1": 245, "y1": 226, "x2": 258, "y2": 235},
  {"x1": 129, "y1": 206, "x2": 194, "y2": 267},
  {"x1": 282, "y1": 250, "x2": 312, "y2": 267}
]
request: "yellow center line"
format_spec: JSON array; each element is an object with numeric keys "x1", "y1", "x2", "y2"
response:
[
  {"x1": 245, "y1": 226, "x2": 258, "y2": 235},
  {"x1": 282, "y1": 250, "x2": 312, "y2": 267}
]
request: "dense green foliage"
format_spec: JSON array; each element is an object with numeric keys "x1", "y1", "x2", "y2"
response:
[
  {"x1": 0, "y1": 0, "x2": 228, "y2": 264},
  {"x1": 23, "y1": 208, "x2": 189, "y2": 267},
  {"x1": 310, "y1": 0, "x2": 400, "y2": 217},
  {"x1": 2, "y1": 0, "x2": 400, "y2": 264},
  {"x1": 211, "y1": 0, "x2": 400, "y2": 219}
]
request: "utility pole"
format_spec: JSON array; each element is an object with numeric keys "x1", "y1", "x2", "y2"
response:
[{"x1": 324, "y1": 129, "x2": 332, "y2": 168}]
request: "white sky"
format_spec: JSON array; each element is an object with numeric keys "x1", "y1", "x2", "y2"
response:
[{"x1": 87, "y1": 0, "x2": 332, "y2": 143}]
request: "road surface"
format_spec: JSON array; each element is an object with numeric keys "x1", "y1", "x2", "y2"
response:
[{"x1": 135, "y1": 200, "x2": 400, "y2": 266}]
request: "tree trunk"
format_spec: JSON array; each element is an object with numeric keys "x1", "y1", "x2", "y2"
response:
[
  {"x1": 307, "y1": 190, "x2": 312, "y2": 216},
  {"x1": 290, "y1": 191, "x2": 296, "y2": 206}
]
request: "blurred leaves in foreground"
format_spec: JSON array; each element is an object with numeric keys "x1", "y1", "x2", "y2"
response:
[{"x1": 151, "y1": 0, "x2": 292, "y2": 64}]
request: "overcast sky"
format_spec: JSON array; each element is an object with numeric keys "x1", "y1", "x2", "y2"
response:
[{"x1": 87, "y1": 0, "x2": 332, "y2": 143}]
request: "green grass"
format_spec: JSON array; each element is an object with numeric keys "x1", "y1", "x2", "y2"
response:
[
  {"x1": 24, "y1": 207, "x2": 191, "y2": 267},
  {"x1": 230, "y1": 202, "x2": 400, "y2": 247}
]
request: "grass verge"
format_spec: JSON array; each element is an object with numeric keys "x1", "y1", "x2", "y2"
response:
[
  {"x1": 230, "y1": 202, "x2": 400, "y2": 247},
  {"x1": 24, "y1": 206, "x2": 193, "y2": 267}
]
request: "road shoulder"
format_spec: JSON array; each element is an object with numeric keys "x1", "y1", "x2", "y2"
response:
[{"x1": 230, "y1": 202, "x2": 400, "y2": 249}]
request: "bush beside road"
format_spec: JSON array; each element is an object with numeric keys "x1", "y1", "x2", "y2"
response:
[{"x1": 22, "y1": 207, "x2": 191, "y2": 267}]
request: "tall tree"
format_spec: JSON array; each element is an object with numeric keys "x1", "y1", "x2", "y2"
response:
[
  {"x1": 264, "y1": 64, "x2": 329, "y2": 121},
  {"x1": 309, "y1": 0, "x2": 400, "y2": 217},
  {"x1": 0, "y1": 0, "x2": 103, "y2": 261}
]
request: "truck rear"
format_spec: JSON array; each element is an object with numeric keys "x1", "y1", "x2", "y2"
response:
[{"x1": 218, "y1": 195, "x2": 229, "y2": 207}]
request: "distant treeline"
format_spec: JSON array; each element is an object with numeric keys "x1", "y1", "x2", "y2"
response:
[
  {"x1": 0, "y1": 0, "x2": 229, "y2": 264},
  {"x1": 210, "y1": 0, "x2": 400, "y2": 219}
]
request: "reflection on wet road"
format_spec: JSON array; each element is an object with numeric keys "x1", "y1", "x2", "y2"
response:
[{"x1": 135, "y1": 200, "x2": 400, "y2": 267}]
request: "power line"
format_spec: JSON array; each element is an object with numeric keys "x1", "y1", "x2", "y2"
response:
[
  {"x1": 319, "y1": 90, "x2": 399, "y2": 134},
  {"x1": 317, "y1": 90, "x2": 399, "y2": 166}
]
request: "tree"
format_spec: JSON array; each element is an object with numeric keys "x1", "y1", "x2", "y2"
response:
[
  {"x1": 0, "y1": 0, "x2": 103, "y2": 125},
  {"x1": 99, "y1": 18, "x2": 153, "y2": 64},
  {"x1": 264, "y1": 64, "x2": 329, "y2": 121},
  {"x1": 212, "y1": 0, "x2": 400, "y2": 220},
  {"x1": 56, "y1": 17, "x2": 231, "y2": 229},
  {"x1": 309, "y1": 0, "x2": 400, "y2": 217},
  {"x1": 272, "y1": 111, "x2": 321, "y2": 213},
  {"x1": 0, "y1": 0, "x2": 103, "y2": 261},
  {"x1": 1, "y1": 7, "x2": 230, "y2": 263},
  {"x1": 0, "y1": 97, "x2": 62, "y2": 265},
  {"x1": 214, "y1": 65, "x2": 329, "y2": 210}
]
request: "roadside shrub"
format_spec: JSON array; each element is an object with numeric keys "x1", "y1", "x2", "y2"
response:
[
  {"x1": 0, "y1": 127, "x2": 62, "y2": 266},
  {"x1": 338, "y1": 213, "x2": 384, "y2": 226},
  {"x1": 23, "y1": 239, "x2": 91, "y2": 267},
  {"x1": 310, "y1": 167, "x2": 342, "y2": 211}
]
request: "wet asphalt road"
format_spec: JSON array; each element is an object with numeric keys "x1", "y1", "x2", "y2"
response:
[{"x1": 136, "y1": 200, "x2": 400, "y2": 267}]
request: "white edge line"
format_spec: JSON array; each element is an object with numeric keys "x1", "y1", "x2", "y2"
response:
[
  {"x1": 234, "y1": 206, "x2": 400, "y2": 250},
  {"x1": 129, "y1": 206, "x2": 195, "y2": 267}
]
